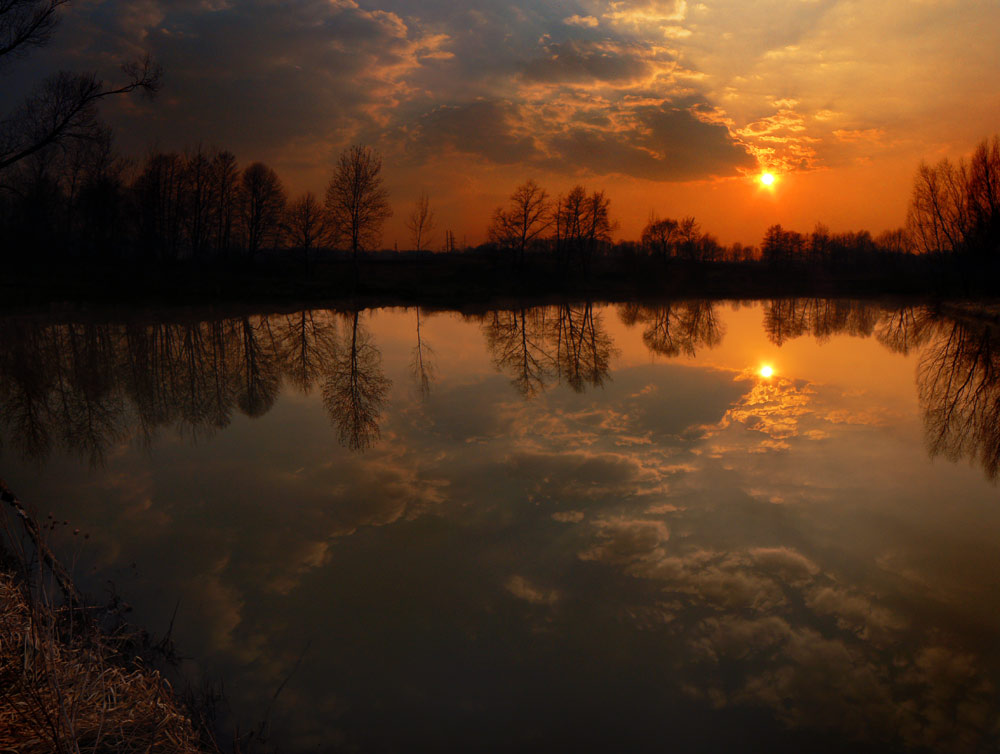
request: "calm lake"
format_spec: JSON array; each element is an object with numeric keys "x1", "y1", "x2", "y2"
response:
[{"x1": 2, "y1": 299, "x2": 999, "y2": 753}]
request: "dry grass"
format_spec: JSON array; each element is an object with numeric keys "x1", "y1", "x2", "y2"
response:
[
  {"x1": 0, "y1": 571, "x2": 206, "y2": 753},
  {"x1": 0, "y1": 566, "x2": 212, "y2": 753},
  {"x1": 0, "y1": 476, "x2": 209, "y2": 754}
]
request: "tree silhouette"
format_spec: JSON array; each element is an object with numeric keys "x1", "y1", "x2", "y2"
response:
[
  {"x1": 488, "y1": 179, "x2": 550, "y2": 269},
  {"x1": 553, "y1": 186, "x2": 613, "y2": 273},
  {"x1": 906, "y1": 136, "x2": 1000, "y2": 257},
  {"x1": 239, "y1": 161, "x2": 286, "y2": 257},
  {"x1": 1, "y1": 49, "x2": 161, "y2": 172},
  {"x1": 325, "y1": 145, "x2": 392, "y2": 268},
  {"x1": 405, "y1": 192, "x2": 436, "y2": 252},
  {"x1": 641, "y1": 216, "x2": 679, "y2": 259},
  {"x1": 286, "y1": 192, "x2": 330, "y2": 271}
]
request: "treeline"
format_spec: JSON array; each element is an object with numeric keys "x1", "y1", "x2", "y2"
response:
[
  {"x1": 0, "y1": 137, "x2": 391, "y2": 266},
  {"x1": 2, "y1": 127, "x2": 999, "y2": 284}
]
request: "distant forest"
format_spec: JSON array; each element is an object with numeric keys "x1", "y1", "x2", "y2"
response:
[
  {"x1": 2, "y1": 133, "x2": 998, "y2": 267},
  {"x1": 2, "y1": 122, "x2": 999, "y2": 297}
]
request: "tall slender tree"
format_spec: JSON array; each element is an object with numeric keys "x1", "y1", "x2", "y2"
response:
[
  {"x1": 325, "y1": 145, "x2": 392, "y2": 263},
  {"x1": 405, "y1": 192, "x2": 435, "y2": 252}
]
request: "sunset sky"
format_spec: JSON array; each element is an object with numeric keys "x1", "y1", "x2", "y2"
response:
[{"x1": 7, "y1": 0, "x2": 1000, "y2": 246}]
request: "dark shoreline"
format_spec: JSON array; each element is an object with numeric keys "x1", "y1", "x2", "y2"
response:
[{"x1": 1, "y1": 251, "x2": 997, "y2": 318}]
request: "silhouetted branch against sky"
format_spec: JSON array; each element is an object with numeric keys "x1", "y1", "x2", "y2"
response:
[{"x1": 0, "y1": 0, "x2": 160, "y2": 172}]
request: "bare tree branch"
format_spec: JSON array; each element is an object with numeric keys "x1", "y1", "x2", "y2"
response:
[{"x1": 0, "y1": 55, "x2": 162, "y2": 171}]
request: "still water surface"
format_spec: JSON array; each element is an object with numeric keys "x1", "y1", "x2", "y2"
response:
[{"x1": 2, "y1": 300, "x2": 999, "y2": 752}]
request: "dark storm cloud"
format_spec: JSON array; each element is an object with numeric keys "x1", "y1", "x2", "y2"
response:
[
  {"x1": 546, "y1": 112, "x2": 754, "y2": 182},
  {"x1": 1, "y1": 0, "x2": 756, "y2": 182},
  {"x1": 2, "y1": 0, "x2": 448, "y2": 157},
  {"x1": 413, "y1": 100, "x2": 543, "y2": 165},
  {"x1": 521, "y1": 40, "x2": 655, "y2": 84},
  {"x1": 411, "y1": 98, "x2": 751, "y2": 180}
]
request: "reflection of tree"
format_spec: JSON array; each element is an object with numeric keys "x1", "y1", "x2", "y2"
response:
[
  {"x1": 0, "y1": 309, "x2": 357, "y2": 464},
  {"x1": 875, "y1": 306, "x2": 936, "y2": 355},
  {"x1": 619, "y1": 301, "x2": 724, "y2": 357},
  {"x1": 276, "y1": 311, "x2": 337, "y2": 394},
  {"x1": 918, "y1": 317, "x2": 1000, "y2": 481},
  {"x1": 410, "y1": 309, "x2": 435, "y2": 398},
  {"x1": 483, "y1": 308, "x2": 552, "y2": 398},
  {"x1": 234, "y1": 317, "x2": 279, "y2": 418},
  {"x1": 49, "y1": 323, "x2": 125, "y2": 466},
  {"x1": 483, "y1": 304, "x2": 615, "y2": 397},
  {"x1": 553, "y1": 304, "x2": 616, "y2": 392},
  {"x1": 322, "y1": 311, "x2": 390, "y2": 451},
  {"x1": 763, "y1": 299, "x2": 882, "y2": 346},
  {"x1": 0, "y1": 319, "x2": 57, "y2": 462},
  {"x1": 756, "y1": 299, "x2": 1000, "y2": 482}
]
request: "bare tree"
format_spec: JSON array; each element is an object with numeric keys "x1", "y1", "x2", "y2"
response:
[
  {"x1": 133, "y1": 150, "x2": 185, "y2": 262},
  {"x1": 553, "y1": 185, "x2": 612, "y2": 271},
  {"x1": 325, "y1": 144, "x2": 392, "y2": 263},
  {"x1": 405, "y1": 192, "x2": 435, "y2": 252},
  {"x1": 641, "y1": 215, "x2": 679, "y2": 258},
  {"x1": 183, "y1": 145, "x2": 213, "y2": 257},
  {"x1": 1, "y1": 57, "x2": 161, "y2": 173},
  {"x1": 0, "y1": 0, "x2": 69, "y2": 64},
  {"x1": 0, "y1": 2, "x2": 160, "y2": 180},
  {"x1": 488, "y1": 179, "x2": 550, "y2": 269},
  {"x1": 286, "y1": 191, "x2": 329, "y2": 270},
  {"x1": 239, "y1": 161, "x2": 286, "y2": 257},
  {"x1": 209, "y1": 149, "x2": 239, "y2": 256}
]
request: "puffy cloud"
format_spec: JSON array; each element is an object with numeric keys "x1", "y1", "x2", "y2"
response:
[{"x1": 563, "y1": 14, "x2": 600, "y2": 28}]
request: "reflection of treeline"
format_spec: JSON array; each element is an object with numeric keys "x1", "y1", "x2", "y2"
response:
[
  {"x1": 760, "y1": 298, "x2": 1000, "y2": 482},
  {"x1": 619, "y1": 301, "x2": 725, "y2": 357},
  {"x1": 0, "y1": 311, "x2": 391, "y2": 462},
  {"x1": 3, "y1": 300, "x2": 1000, "y2": 481},
  {"x1": 481, "y1": 303, "x2": 618, "y2": 397}
]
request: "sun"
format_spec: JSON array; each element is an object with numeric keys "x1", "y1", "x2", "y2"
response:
[
  {"x1": 759, "y1": 172, "x2": 776, "y2": 186},
  {"x1": 759, "y1": 365, "x2": 775, "y2": 378}
]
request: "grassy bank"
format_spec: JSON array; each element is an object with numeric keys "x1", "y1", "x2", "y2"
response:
[{"x1": 0, "y1": 482, "x2": 206, "y2": 753}]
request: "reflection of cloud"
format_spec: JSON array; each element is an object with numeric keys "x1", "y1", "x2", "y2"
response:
[
  {"x1": 21, "y1": 304, "x2": 1000, "y2": 753},
  {"x1": 580, "y1": 517, "x2": 670, "y2": 565},
  {"x1": 505, "y1": 575, "x2": 560, "y2": 605}
]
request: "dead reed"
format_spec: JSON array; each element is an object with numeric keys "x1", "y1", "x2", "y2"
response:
[{"x1": 0, "y1": 479, "x2": 206, "y2": 753}]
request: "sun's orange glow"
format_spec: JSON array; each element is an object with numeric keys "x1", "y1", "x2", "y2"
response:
[
  {"x1": 759, "y1": 172, "x2": 776, "y2": 186},
  {"x1": 759, "y1": 364, "x2": 775, "y2": 378}
]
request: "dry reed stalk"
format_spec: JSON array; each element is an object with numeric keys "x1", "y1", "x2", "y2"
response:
[
  {"x1": 0, "y1": 572, "x2": 207, "y2": 753},
  {"x1": 1, "y1": 476, "x2": 209, "y2": 754}
]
